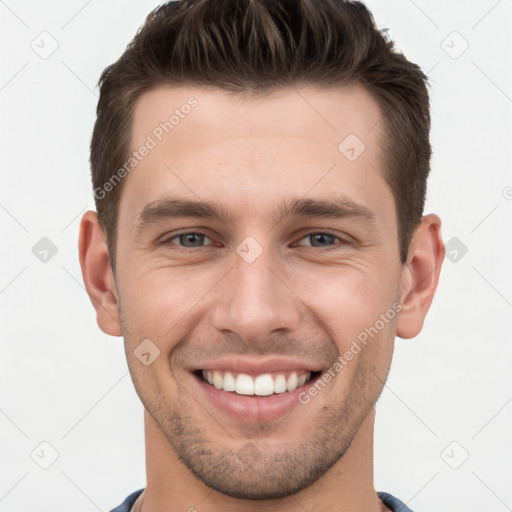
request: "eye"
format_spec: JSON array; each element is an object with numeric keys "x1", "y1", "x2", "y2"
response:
[
  {"x1": 295, "y1": 231, "x2": 349, "y2": 248},
  {"x1": 160, "y1": 230, "x2": 350, "y2": 250},
  {"x1": 162, "y1": 232, "x2": 214, "y2": 248}
]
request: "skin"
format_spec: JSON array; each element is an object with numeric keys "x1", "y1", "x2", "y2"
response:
[{"x1": 79, "y1": 84, "x2": 444, "y2": 512}]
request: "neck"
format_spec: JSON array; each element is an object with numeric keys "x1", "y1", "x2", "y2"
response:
[{"x1": 139, "y1": 407, "x2": 385, "y2": 512}]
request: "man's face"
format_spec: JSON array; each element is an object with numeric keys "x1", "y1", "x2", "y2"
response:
[{"x1": 114, "y1": 84, "x2": 404, "y2": 498}]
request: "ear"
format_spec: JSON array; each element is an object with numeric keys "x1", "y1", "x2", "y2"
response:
[
  {"x1": 396, "y1": 214, "x2": 445, "y2": 339},
  {"x1": 78, "y1": 210, "x2": 122, "y2": 336}
]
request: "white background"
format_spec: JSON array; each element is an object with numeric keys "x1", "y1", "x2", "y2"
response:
[{"x1": 1, "y1": 1, "x2": 511, "y2": 511}]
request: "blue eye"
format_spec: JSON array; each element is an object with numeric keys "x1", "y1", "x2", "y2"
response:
[
  {"x1": 303, "y1": 232, "x2": 337, "y2": 247},
  {"x1": 296, "y1": 232, "x2": 346, "y2": 248},
  {"x1": 161, "y1": 231, "x2": 348, "y2": 250},
  {"x1": 164, "y1": 232, "x2": 213, "y2": 248}
]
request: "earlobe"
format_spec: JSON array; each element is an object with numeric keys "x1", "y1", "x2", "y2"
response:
[
  {"x1": 78, "y1": 210, "x2": 122, "y2": 337},
  {"x1": 396, "y1": 214, "x2": 445, "y2": 339}
]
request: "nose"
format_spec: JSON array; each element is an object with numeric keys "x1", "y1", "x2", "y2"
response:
[{"x1": 210, "y1": 247, "x2": 302, "y2": 346}]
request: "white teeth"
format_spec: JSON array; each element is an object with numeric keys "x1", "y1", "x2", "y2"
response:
[
  {"x1": 213, "y1": 370, "x2": 223, "y2": 389},
  {"x1": 200, "y1": 370, "x2": 313, "y2": 395},
  {"x1": 254, "y1": 374, "x2": 274, "y2": 396},
  {"x1": 273, "y1": 374, "x2": 287, "y2": 393},
  {"x1": 286, "y1": 372, "x2": 298, "y2": 392},
  {"x1": 223, "y1": 371, "x2": 236, "y2": 392},
  {"x1": 236, "y1": 374, "x2": 254, "y2": 395}
]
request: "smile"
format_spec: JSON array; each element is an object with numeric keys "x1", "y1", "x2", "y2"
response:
[
  {"x1": 199, "y1": 370, "x2": 320, "y2": 396},
  {"x1": 189, "y1": 357, "x2": 325, "y2": 421}
]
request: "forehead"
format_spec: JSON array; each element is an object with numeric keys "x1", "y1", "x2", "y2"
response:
[
  {"x1": 131, "y1": 83, "x2": 383, "y2": 152},
  {"x1": 119, "y1": 84, "x2": 393, "y2": 229}
]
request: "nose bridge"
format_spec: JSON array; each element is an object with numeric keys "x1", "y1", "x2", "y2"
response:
[{"x1": 211, "y1": 246, "x2": 300, "y2": 343}]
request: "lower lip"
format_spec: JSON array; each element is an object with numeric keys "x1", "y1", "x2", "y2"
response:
[{"x1": 191, "y1": 372, "x2": 321, "y2": 422}]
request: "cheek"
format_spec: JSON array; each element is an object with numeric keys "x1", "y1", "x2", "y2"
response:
[
  {"x1": 118, "y1": 266, "x2": 218, "y2": 349},
  {"x1": 290, "y1": 263, "x2": 400, "y2": 347},
  {"x1": 301, "y1": 267, "x2": 398, "y2": 402}
]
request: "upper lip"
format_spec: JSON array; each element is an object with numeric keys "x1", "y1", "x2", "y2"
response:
[{"x1": 192, "y1": 356, "x2": 324, "y2": 375}]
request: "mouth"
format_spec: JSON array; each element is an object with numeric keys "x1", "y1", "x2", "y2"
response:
[
  {"x1": 194, "y1": 369, "x2": 322, "y2": 397},
  {"x1": 188, "y1": 358, "x2": 326, "y2": 421}
]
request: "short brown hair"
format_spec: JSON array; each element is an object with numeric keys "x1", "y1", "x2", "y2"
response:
[{"x1": 90, "y1": 0, "x2": 431, "y2": 271}]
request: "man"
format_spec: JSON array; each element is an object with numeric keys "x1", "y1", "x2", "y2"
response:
[{"x1": 78, "y1": 0, "x2": 444, "y2": 510}]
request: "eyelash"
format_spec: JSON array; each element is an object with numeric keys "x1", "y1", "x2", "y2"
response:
[{"x1": 161, "y1": 230, "x2": 351, "y2": 250}]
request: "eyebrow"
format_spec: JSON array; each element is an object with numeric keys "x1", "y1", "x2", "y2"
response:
[
  {"x1": 278, "y1": 196, "x2": 376, "y2": 223},
  {"x1": 135, "y1": 195, "x2": 377, "y2": 234}
]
